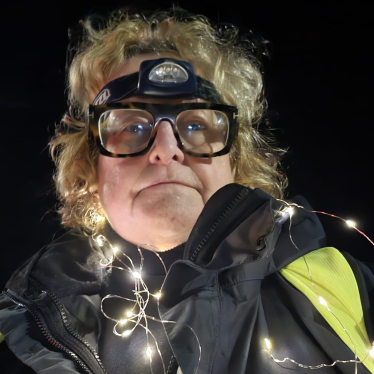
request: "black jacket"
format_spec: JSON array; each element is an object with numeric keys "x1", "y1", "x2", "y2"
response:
[{"x1": 1, "y1": 184, "x2": 374, "y2": 373}]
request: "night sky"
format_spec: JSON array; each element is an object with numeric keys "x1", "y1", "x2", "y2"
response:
[{"x1": 1, "y1": 1, "x2": 373, "y2": 287}]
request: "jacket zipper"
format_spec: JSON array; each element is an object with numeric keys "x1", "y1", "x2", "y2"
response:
[
  {"x1": 167, "y1": 188, "x2": 249, "y2": 374},
  {"x1": 5, "y1": 188, "x2": 250, "y2": 374},
  {"x1": 4, "y1": 278, "x2": 107, "y2": 374},
  {"x1": 166, "y1": 355, "x2": 178, "y2": 374},
  {"x1": 190, "y1": 188, "x2": 249, "y2": 262}
]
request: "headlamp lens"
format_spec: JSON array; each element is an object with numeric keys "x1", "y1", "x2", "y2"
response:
[{"x1": 148, "y1": 62, "x2": 189, "y2": 83}]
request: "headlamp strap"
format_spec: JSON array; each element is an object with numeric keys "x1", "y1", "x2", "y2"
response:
[{"x1": 93, "y1": 58, "x2": 224, "y2": 105}]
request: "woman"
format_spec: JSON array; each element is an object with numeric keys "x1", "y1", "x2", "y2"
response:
[{"x1": 1, "y1": 7, "x2": 373, "y2": 374}]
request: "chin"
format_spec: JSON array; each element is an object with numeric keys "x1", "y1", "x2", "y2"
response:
[
  {"x1": 141, "y1": 201, "x2": 202, "y2": 234},
  {"x1": 136, "y1": 185, "x2": 204, "y2": 221},
  {"x1": 113, "y1": 201, "x2": 203, "y2": 250}
]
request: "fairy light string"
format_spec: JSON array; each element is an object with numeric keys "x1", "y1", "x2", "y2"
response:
[
  {"x1": 312, "y1": 211, "x2": 374, "y2": 246},
  {"x1": 94, "y1": 200, "x2": 374, "y2": 373},
  {"x1": 95, "y1": 235, "x2": 201, "y2": 374},
  {"x1": 264, "y1": 337, "x2": 367, "y2": 370},
  {"x1": 265, "y1": 200, "x2": 374, "y2": 372}
]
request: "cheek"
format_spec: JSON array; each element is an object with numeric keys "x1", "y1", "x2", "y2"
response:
[
  {"x1": 97, "y1": 157, "x2": 132, "y2": 212},
  {"x1": 98, "y1": 158, "x2": 117, "y2": 211},
  {"x1": 193, "y1": 155, "x2": 234, "y2": 202}
]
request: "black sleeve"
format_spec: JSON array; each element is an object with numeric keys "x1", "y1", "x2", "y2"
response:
[{"x1": 0, "y1": 340, "x2": 36, "y2": 374}]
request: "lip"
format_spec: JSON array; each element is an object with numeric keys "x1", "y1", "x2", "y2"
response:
[
  {"x1": 136, "y1": 170, "x2": 202, "y2": 196},
  {"x1": 137, "y1": 177, "x2": 198, "y2": 196},
  {"x1": 143, "y1": 181, "x2": 190, "y2": 190}
]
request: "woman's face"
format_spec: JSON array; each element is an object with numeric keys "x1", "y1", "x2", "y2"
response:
[{"x1": 97, "y1": 54, "x2": 234, "y2": 251}]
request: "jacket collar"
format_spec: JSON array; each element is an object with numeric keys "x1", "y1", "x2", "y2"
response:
[
  {"x1": 184, "y1": 183, "x2": 326, "y2": 274},
  {"x1": 4, "y1": 183, "x2": 326, "y2": 298}
]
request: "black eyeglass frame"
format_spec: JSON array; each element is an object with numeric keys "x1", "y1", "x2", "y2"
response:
[{"x1": 87, "y1": 102, "x2": 239, "y2": 158}]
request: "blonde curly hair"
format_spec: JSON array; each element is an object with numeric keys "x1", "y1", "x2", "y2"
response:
[{"x1": 50, "y1": 7, "x2": 287, "y2": 233}]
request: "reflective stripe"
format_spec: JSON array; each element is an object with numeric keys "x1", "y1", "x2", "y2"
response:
[{"x1": 281, "y1": 247, "x2": 374, "y2": 373}]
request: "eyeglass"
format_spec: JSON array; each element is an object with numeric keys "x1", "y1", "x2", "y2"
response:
[{"x1": 87, "y1": 102, "x2": 239, "y2": 158}]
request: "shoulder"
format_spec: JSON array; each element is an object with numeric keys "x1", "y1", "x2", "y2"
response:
[
  {"x1": 4, "y1": 229, "x2": 112, "y2": 300},
  {"x1": 0, "y1": 229, "x2": 107, "y2": 373}
]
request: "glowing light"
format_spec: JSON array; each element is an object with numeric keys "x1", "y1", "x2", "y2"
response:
[
  {"x1": 272, "y1": 199, "x2": 374, "y2": 370},
  {"x1": 146, "y1": 346, "x2": 152, "y2": 358},
  {"x1": 132, "y1": 271, "x2": 142, "y2": 279},
  {"x1": 282, "y1": 206, "x2": 294, "y2": 217},
  {"x1": 99, "y1": 235, "x2": 202, "y2": 373},
  {"x1": 122, "y1": 330, "x2": 132, "y2": 337},
  {"x1": 264, "y1": 338, "x2": 272, "y2": 351},
  {"x1": 286, "y1": 207, "x2": 295, "y2": 216},
  {"x1": 319, "y1": 296, "x2": 328, "y2": 307},
  {"x1": 346, "y1": 220, "x2": 356, "y2": 228},
  {"x1": 370, "y1": 343, "x2": 374, "y2": 358}
]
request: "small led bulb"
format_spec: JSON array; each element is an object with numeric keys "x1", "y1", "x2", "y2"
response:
[
  {"x1": 264, "y1": 338, "x2": 272, "y2": 350},
  {"x1": 126, "y1": 311, "x2": 133, "y2": 317},
  {"x1": 122, "y1": 330, "x2": 132, "y2": 337},
  {"x1": 119, "y1": 319, "x2": 127, "y2": 325},
  {"x1": 319, "y1": 296, "x2": 328, "y2": 307},
  {"x1": 369, "y1": 343, "x2": 374, "y2": 358},
  {"x1": 154, "y1": 292, "x2": 161, "y2": 300},
  {"x1": 113, "y1": 247, "x2": 119, "y2": 254},
  {"x1": 346, "y1": 220, "x2": 356, "y2": 228},
  {"x1": 146, "y1": 346, "x2": 152, "y2": 358},
  {"x1": 132, "y1": 271, "x2": 142, "y2": 279},
  {"x1": 285, "y1": 207, "x2": 294, "y2": 217}
]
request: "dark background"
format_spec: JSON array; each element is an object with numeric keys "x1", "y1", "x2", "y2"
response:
[{"x1": 1, "y1": 1, "x2": 373, "y2": 287}]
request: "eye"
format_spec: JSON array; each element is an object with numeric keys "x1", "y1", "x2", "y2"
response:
[
  {"x1": 124, "y1": 124, "x2": 145, "y2": 133},
  {"x1": 186, "y1": 123, "x2": 206, "y2": 131}
]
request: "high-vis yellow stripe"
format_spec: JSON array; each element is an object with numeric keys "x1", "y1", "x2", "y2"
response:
[{"x1": 281, "y1": 247, "x2": 374, "y2": 373}]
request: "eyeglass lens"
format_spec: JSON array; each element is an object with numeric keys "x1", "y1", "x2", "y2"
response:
[{"x1": 98, "y1": 109, "x2": 229, "y2": 155}]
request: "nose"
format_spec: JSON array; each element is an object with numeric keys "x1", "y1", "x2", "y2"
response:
[{"x1": 148, "y1": 121, "x2": 185, "y2": 165}]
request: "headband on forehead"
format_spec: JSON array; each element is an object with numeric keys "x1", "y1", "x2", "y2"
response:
[{"x1": 92, "y1": 58, "x2": 224, "y2": 105}]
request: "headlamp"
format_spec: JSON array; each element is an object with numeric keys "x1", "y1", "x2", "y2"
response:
[{"x1": 92, "y1": 58, "x2": 225, "y2": 105}]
